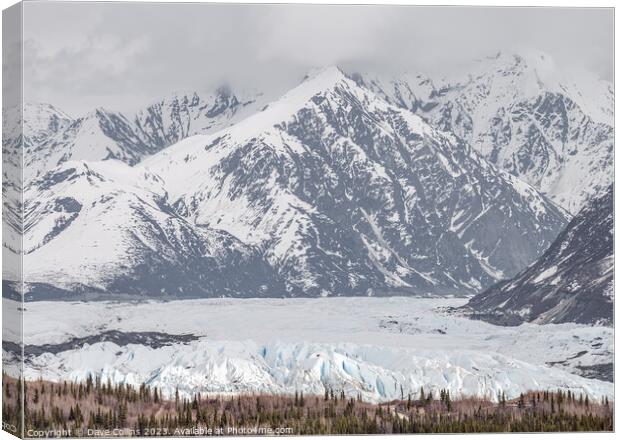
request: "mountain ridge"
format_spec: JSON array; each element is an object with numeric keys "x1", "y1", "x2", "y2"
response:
[
  {"x1": 10, "y1": 67, "x2": 570, "y2": 299},
  {"x1": 13, "y1": 52, "x2": 613, "y2": 215},
  {"x1": 138, "y1": 67, "x2": 568, "y2": 297},
  {"x1": 462, "y1": 185, "x2": 613, "y2": 326},
  {"x1": 10, "y1": 88, "x2": 271, "y2": 181},
  {"x1": 346, "y1": 52, "x2": 614, "y2": 214},
  {"x1": 5, "y1": 54, "x2": 612, "y2": 306}
]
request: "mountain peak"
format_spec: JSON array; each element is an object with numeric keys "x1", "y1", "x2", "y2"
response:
[
  {"x1": 467, "y1": 50, "x2": 557, "y2": 85},
  {"x1": 302, "y1": 65, "x2": 346, "y2": 83},
  {"x1": 297, "y1": 66, "x2": 348, "y2": 96},
  {"x1": 82, "y1": 106, "x2": 115, "y2": 120},
  {"x1": 483, "y1": 49, "x2": 554, "y2": 69},
  {"x1": 217, "y1": 65, "x2": 351, "y2": 140},
  {"x1": 2, "y1": 102, "x2": 73, "y2": 143},
  {"x1": 23, "y1": 101, "x2": 72, "y2": 119}
]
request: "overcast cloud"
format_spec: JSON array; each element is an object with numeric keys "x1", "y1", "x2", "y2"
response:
[{"x1": 21, "y1": 2, "x2": 614, "y2": 116}]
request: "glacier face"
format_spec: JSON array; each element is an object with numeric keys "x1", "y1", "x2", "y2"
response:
[
  {"x1": 6, "y1": 297, "x2": 613, "y2": 403},
  {"x1": 14, "y1": 67, "x2": 569, "y2": 298}
]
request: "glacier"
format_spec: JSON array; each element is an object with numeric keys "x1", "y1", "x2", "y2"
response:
[{"x1": 5, "y1": 297, "x2": 613, "y2": 403}]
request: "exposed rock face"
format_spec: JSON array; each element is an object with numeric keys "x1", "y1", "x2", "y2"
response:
[
  {"x1": 464, "y1": 185, "x2": 613, "y2": 326},
  {"x1": 350, "y1": 52, "x2": 614, "y2": 214},
  {"x1": 133, "y1": 87, "x2": 263, "y2": 151},
  {"x1": 13, "y1": 60, "x2": 617, "y2": 301},
  {"x1": 16, "y1": 52, "x2": 614, "y2": 215},
  {"x1": 20, "y1": 160, "x2": 284, "y2": 299},
  {"x1": 11, "y1": 68, "x2": 569, "y2": 299},
  {"x1": 136, "y1": 67, "x2": 567, "y2": 297},
  {"x1": 11, "y1": 89, "x2": 266, "y2": 181}
]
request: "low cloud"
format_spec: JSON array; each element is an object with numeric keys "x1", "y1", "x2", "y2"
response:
[{"x1": 21, "y1": 3, "x2": 613, "y2": 115}]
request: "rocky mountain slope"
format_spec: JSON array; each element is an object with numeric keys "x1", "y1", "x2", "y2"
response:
[
  {"x1": 20, "y1": 160, "x2": 283, "y2": 299},
  {"x1": 350, "y1": 52, "x2": 614, "y2": 214},
  {"x1": 2, "y1": 102, "x2": 73, "y2": 153},
  {"x1": 134, "y1": 87, "x2": 265, "y2": 150},
  {"x1": 12, "y1": 51, "x2": 613, "y2": 217},
  {"x1": 3, "y1": 103, "x2": 73, "y2": 169},
  {"x1": 464, "y1": 185, "x2": 613, "y2": 326},
  {"x1": 139, "y1": 67, "x2": 568, "y2": 297},
  {"x1": 12, "y1": 67, "x2": 570, "y2": 299},
  {"x1": 11, "y1": 88, "x2": 267, "y2": 182}
]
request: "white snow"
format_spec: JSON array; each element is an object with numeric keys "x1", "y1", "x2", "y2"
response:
[
  {"x1": 420, "y1": 51, "x2": 613, "y2": 214},
  {"x1": 21, "y1": 160, "x2": 172, "y2": 286},
  {"x1": 6, "y1": 297, "x2": 613, "y2": 403},
  {"x1": 532, "y1": 266, "x2": 558, "y2": 283}
]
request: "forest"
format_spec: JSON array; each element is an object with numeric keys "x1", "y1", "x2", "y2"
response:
[{"x1": 2, "y1": 373, "x2": 613, "y2": 437}]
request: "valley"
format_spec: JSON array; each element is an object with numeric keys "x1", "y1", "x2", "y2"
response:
[{"x1": 2, "y1": 50, "x2": 614, "y2": 422}]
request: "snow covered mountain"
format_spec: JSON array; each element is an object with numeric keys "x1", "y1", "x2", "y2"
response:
[
  {"x1": 3, "y1": 102, "x2": 72, "y2": 149},
  {"x1": 350, "y1": 52, "x2": 614, "y2": 214},
  {"x1": 137, "y1": 66, "x2": 568, "y2": 297},
  {"x1": 134, "y1": 87, "x2": 266, "y2": 150},
  {"x1": 348, "y1": 71, "x2": 440, "y2": 114},
  {"x1": 25, "y1": 109, "x2": 154, "y2": 175},
  {"x1": 20, "y1": 160, "x2": 283, "y2": 299},
  {"x1": 2, "y1": 103, "x2": 74, "y2": 283},
  {"x1": 2, "y1": 102, "x2": 73, "y2": 176},
  {"x1": 464, "y1": 185, "x2": 613, "y2": 326},
  {"x1": 12, "y1": 51, "x2": 612, "y2": 217},
  {"x1": 13, "y1": 88, "x2": 267, "y2": 181},
  {"x1": 12, "y1": 67, "x2": 570, "y2": 299}
]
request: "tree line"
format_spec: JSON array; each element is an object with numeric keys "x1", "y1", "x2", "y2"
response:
[{"x1": 2, "y1": 373, "x2": 613, "y2": 436}]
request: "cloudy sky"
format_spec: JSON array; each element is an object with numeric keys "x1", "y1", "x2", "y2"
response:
[{"x1": 21, "y1": 2, "x2": 613, "y2": 115}]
